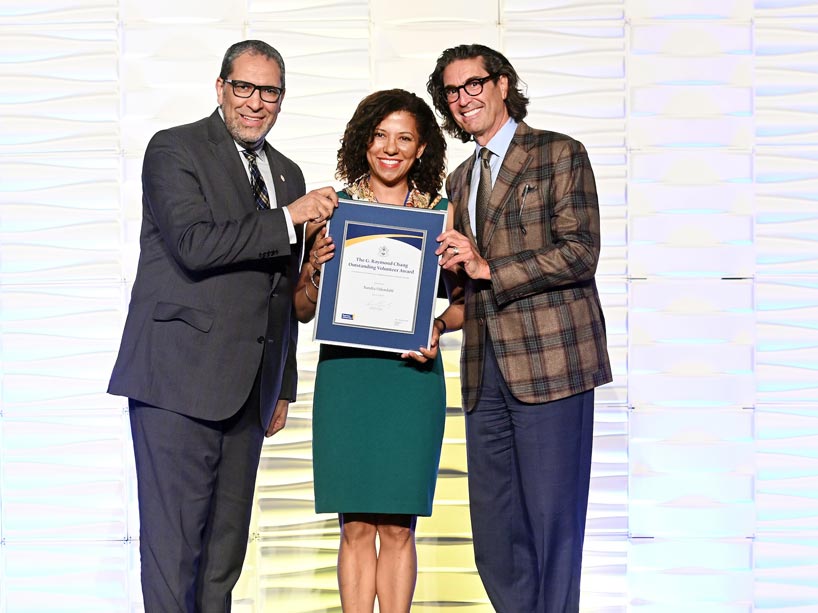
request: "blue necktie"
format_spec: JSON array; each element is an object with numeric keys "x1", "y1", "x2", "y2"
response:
[{"x1": 242, "y1": 149, "x2": 271, "y2": 210}]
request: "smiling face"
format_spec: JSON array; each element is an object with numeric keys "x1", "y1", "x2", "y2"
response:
[
  {"x1": 442, "y1": 57, "x2": 510, "y2": 146},
  {"x1": 365, "y1": 111, "x2": 426, "y2": 194},
  {"x1": 216, "y1": 51, "x2": 284, "y2": 149}
]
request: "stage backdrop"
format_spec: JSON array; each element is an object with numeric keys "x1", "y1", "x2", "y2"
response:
[{"x1": 1, "y1": 0, "x2": 817, "y2": 611}]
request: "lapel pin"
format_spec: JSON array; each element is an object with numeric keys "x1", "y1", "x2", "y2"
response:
[{"x1": 280, "y1": 174, "x2": 286, "y2": 182}]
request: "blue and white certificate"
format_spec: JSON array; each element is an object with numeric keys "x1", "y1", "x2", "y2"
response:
[
  {"x1": 314, "y1": 199, "x2": 447, "y2": 353},
  {"x1": 333, "y1": 222, "x2": 423, "y2": 333}
]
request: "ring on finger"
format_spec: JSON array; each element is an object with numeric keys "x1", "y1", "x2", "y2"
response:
[{"x1": 452, "y1": 245, "x2": 460, "y2": 255}]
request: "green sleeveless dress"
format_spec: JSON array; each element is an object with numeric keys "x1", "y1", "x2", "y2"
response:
[{"x1": 311, "y1": 196, "x2": 447, "y2": 516}]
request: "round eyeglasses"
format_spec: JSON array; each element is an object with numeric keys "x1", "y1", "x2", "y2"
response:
[
  {"x1": 224, "y1": 79, "x2": 284, "y2": 103},
  {"x1": 443, "y1": 73, "x2": 500, "y2": 103}
]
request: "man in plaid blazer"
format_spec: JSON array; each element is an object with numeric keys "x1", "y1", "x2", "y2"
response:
[{"x1": 428, "y1": 44, "x2": 612, "y2": 612}]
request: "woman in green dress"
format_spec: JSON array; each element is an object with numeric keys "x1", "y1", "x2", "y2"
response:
[{"x1": 295, "y1": 89, "x2": 458, "y2": 612}]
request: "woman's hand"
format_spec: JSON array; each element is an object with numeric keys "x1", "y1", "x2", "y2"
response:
[
  {"x1": 401, "y1": 317, "x2": 444, "y2": 363},
  {"x1": 294, "y1": 226, "x2": 336, "y2": 323},
  {"x1": 310, "y1": 226, "x2": 335, "y2": 268}
]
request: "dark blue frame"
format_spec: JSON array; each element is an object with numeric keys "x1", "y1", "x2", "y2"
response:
[{"x1": 314, "y1": 199, "x2": 447, "y2": 353}]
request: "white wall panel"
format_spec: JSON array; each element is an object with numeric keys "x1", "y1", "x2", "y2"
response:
[
  {"x1": 505, "y1": 0, "x2": 625, "y2": 21},
  {"x1": 506, "y1": 23, "x2": 626, "y2": 148},
  {"x1": 251, "y1": 23, "x2": 371, "y2": 188},
  {"x1": 1, "y1": 542, "x2": 134, "y2": 612},
  {"x1": 3, "y1": 0, "x2": 818, "y2": 611},
  {"x1": 0, "y1": 411, "x2": 129, "y2": 541},
  {"x1": 629, "y1": 538, "x2": 753, "y2": 611},
  {"x1": 756, "y1": 277, "x2": 818, "y2": 404},
  {"x1": 627, "y1": 0, "x2": 753, "y2": 20},
  {"x1": 372, "y1": 0, "x2": 496, "y2": 23},
  {"x1": 119, "y1": 25, "x2": 243, "y2": 151},
  {"x1": 754, "y1": 536, "x2": 818, "y2": 611},
  {"x1": 755, "y1": 0, "x2": 818, "y2": 18},
  {"x1": 0, "y1": 27, "x2": 118, "y2": 155},
  {"x1": 0, "y1": 0, "x2": 116, "y2": 22}
]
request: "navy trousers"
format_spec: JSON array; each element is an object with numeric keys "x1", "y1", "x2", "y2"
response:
[{"x1": 465, "y1": 340, "x2": 595, "y2": 613}]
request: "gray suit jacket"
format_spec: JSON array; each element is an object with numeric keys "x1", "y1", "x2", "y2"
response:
[{"x1": 108, "y1": 110, "x2": 305, "y2": 429}]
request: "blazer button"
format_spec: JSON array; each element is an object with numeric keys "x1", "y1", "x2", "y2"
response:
[{"x1": 257, "y1": 336, "x2": 265, "y2": 344}]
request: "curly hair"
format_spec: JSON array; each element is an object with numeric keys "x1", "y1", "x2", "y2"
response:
[
  {"x1": 426, "y1": 44, "x2": 529, "y2": 143},
  {"x1": 336, "y1": 89, "x2": 446, "y2": 197},
  {"x1": 220, "y1": 40, "x2": 286, "y2": 89}
]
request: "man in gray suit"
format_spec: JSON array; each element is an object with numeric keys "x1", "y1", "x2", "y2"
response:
[{"x1": 108, "y1": 40, "x2": 337, "y2": 612}]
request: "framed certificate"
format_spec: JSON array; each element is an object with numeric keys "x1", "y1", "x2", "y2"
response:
[{"x1": 313, "y1": 198, "x2": 447, "y2": 353}]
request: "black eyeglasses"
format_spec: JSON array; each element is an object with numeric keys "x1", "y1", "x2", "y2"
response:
[
  {"x1": 443, "y1": 73, "x2": 500, "y2": 103},
  {"x1": 224, "y1": 79, "x2": 284, "y2": 103}
]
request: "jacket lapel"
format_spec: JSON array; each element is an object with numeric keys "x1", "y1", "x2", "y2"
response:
[
  {"x1": 455, "y1": 156, "x2": 478, "y2": 244},
  {"x1": 264, "y1": 142, "x2": 295, "y2": 291},
  {"x1": 206, "y1": 111, "x2": 253, "y2": 208},
  {"x1": 263, "y1": 142, "x2": 289, "y2": 211},
  {"x1": 482, "y1": 124, "x2": 533, "y2": 249}
]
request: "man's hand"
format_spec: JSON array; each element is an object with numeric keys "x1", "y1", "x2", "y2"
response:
[
  {"x1": 436, "y1": 229, "x2": 490, "y2": 280},
  {"x1": 286, "y1": 187, "x2": 338, "y2": 225},
  {"x1": 265, "y1": 399, "x2": 289, "y2": 437}
]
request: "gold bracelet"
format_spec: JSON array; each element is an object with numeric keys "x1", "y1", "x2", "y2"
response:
[
  {"x1": 310, "y1": 268, "x2": 320, "y2": 289},
  {"x1": 304, "y1": 284, "x2": 317, "y2": 304}
]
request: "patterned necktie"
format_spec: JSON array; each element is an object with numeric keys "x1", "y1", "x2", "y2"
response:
[
  {"x1": 242, "y1": 149, "x2": 271, "y2": 210},
  {"x1": 475, "y1": 147, "x2": 493, "y2": 249}
]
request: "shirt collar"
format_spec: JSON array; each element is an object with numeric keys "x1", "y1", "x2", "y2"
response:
[
  {"x1": 217, "y1": 107, "x2": 267, "y2": 160},
  {"x1": 474, "y1": 118, "x2": 518, "y2": 162}
]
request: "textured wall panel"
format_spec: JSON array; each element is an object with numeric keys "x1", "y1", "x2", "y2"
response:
[
  {"x1": 755, "y1": 0, "x2": 818, "y2": 18},
  {"x1": 627, "y1": 0, "x2": 753, "y2": 20},
  {"x1": 372, "y1": 0, "x2": 495, "y2": 23},
  {"x1": 0, "y1": 411, "x2": 129, "y2": 541},
  {"x1": 0, "y1": 27, "x2": 118, "y2": 154},
  {"x1": 0, "y1": 155, "x2": 121, "y2": 284},
  {"x1": 121, "y1": 0, "x2": 245, "y2": 22},
  {"x1": 629, "y1": 538, "x2": 753, "y2": 611},
  {"x1": 588, "y1": 405, "x2": 629, "y2": 534},
  {"x1": 629, "y1": 151, "x2": 754, "y2": 278},
  {"x1": 756, "y1": 149, "x2": 818, "y2": 276},
  {"x1": 1, "y1": 542, "x2": 133, "y2": 612},
  {"x1": 3, "y1": 0, "x2": 818, "y2": 611},
  {"x1": 756, "y1": 277, "x2": 818, "y2": 405},
  {"x1": 755, "y1": 406, "x2": 818, "y2": 534},
  {"x1": 249, "y1": 0, "x2": 369, "y2": 21},
  {"x1": 0, "y1": 0, "x2": 116, "y2": 23},
  {"x1": 250, "y1": 23, "x2": 371, "y2": 189},
  {"x1": 629, "y1": 409, "x2": 755, "y2": 537},
  {"x1": 119, "y1": 25, "x2": 244, "y2": 153},
  {"x1": 593, "y1": 151, "x2": 628, "y2": 277},
  {"x1": 628, "y1": 280, "x2": 755, "y2": 408},
  {"x1": 505, "y1": 0, "x2": 625, "y2": 21},
  {"x1": 0, "y1": 284, "x2": 123, "y2": 413},
  {"x1": 754, "y1": 536, "x2": 818, "y2": 611},
  {"x1": 755, "y1": 21, "x2": 818, "y2": 147},
  {"x1": 506, "y1": 23, "x2": 626, "y2": 148}
]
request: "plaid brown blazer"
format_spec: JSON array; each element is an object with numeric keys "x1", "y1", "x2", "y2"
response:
[{"x1": 446, "y1": 122, "x2": 612, "y2": 411}]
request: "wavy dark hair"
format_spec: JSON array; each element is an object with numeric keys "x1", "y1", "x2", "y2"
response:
[
  {"x1": 336, "y1": 89, "x2": 446, "y2": 197},
  {"x1": 426, "y1": 44, "x2": 529, "y2": 143},
  {"x1": 220, "y1": 40, "x2": 286, "y2": 89}
]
